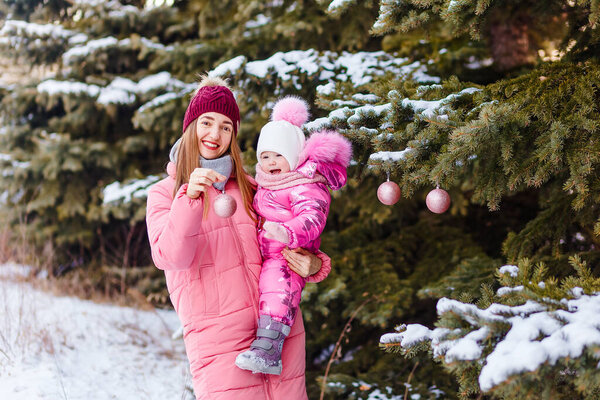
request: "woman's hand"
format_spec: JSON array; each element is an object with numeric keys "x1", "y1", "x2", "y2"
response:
[
  {"x1": 282, "y1": 247, "x2": 322, "y2": 278},
  {"x1": 187, "y1": 168, "x2": 226, "y2": 199}
]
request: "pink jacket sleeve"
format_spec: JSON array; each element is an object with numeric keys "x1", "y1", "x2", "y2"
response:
[
  {"x1": 146, "y1": 182, "x2": 205, "y2": 270},
  {"x1": 306, "y1": 251, "x2": 331, "y2": 283},
  {"x1": 281, "y1": 184, "x2": 330, "y2": 249}
]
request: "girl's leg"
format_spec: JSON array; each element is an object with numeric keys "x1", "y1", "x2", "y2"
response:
[
  {"x1": 258, "y1": 257, "x2": 306, "y2": 326},
  {"x1": 235, "y1": 257, "x2": 306, "y2": 375}
]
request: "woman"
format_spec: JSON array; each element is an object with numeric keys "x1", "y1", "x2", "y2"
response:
[{"x1": 146, "y1": 76, "x2": 331, "y2": 400}]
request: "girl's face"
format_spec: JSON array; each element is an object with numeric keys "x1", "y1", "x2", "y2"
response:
[
  {"x1": 259, "y1": 151, "x2": 291, "y2": 175},
  {"x1": 196, "y1": 112, "x2": 234, "y2": 159}
]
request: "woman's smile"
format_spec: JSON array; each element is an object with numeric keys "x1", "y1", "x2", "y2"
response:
[{"x1": 202, "y1": 140, "x2": 219, "y2": 150}]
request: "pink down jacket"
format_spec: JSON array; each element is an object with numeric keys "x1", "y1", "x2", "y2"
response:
[
  {"x1": 146, "y1": 162, "x2": 331, "y2": 400},
  {"x1": 255, "y1": 130, "x2": 353, "y2": 253}
]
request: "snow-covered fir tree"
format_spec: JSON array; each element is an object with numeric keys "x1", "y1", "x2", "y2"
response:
[{"x1": 315, "y1": 0, "x2": 600, "y2": 398}]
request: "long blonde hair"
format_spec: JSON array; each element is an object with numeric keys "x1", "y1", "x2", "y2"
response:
[{"x1": 173, "y1": 119, "x2": 256, "y2": 221}]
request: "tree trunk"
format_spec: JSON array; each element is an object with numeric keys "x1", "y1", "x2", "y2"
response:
[{"x1": 488, "y1": 10, "x2": 536, "y2": 71}]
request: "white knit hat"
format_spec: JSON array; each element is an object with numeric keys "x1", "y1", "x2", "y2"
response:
[
  {"x1": 256, "y1": 96, "x2": 310, "y2": 171},
  {"x1": 256, "y1": 120, "x2": 306, "y2": 170}
]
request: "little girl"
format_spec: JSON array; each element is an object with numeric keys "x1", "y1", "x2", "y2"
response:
[{"x1": 235, "y1": 96, "x2": 352, "y2": 375}]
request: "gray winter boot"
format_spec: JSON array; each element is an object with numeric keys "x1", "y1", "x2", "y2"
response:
[{"x1": 235, "y1": 315, "x2": 291, "y2": 375}]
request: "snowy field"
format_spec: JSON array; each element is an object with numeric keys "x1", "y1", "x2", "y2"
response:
[{"x1": 0, "y1": 263, "x2": 194, "y2": 400}]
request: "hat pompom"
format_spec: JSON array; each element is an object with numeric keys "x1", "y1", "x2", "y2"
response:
[{"x1": 271, "y1": 96, "x2": 310, "y2": 127}]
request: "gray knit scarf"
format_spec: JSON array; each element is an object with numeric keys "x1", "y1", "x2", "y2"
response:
[{"x1": 169, "y1": 138, "x2": 233, "y2": 191}]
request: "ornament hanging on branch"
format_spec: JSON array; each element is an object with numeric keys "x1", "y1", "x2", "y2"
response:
[
  {"x1": 377, "y1": 173, "x2": 401, "y2": 205},
  {"x1": 214, "y1": 191, "x2": 237, "y2": 218},
  {"x1": 426, "y1": 186, "x2": 450, "y2": 214}
]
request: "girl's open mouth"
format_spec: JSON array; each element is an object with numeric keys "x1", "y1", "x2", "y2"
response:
[{"x1": 269, "y1": 169, "x2": 282, "y2": 174}]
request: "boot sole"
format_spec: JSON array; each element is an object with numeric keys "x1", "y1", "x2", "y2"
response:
[{"x1": 235, "y1": 354, "x2": 282, "y2": 375}]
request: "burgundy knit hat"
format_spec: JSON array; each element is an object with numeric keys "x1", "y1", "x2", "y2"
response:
[{"x1": 182, "y1": 81, "x2": 240, "y2": 135}]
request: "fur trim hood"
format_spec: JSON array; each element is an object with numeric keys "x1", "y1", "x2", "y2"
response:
[{"x1": 295, "y1": 130, "x2": 352, "y2": 190}]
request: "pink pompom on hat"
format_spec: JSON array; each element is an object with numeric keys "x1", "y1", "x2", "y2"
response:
[{"x1": 256, "y1": 96, "x2": 310, "y2": 170}]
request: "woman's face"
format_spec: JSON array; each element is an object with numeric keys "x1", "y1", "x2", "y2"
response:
[{"x1": 196, "y1": 112, "x2": 234, "y2": 159}]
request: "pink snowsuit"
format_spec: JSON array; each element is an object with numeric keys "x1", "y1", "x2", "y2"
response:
[
  {"x1": 254, "y1": 131, "x2": 352, "y2": 326},
  {"x1": 146, "y1": 162, "x2": 331, "y2": 400}
]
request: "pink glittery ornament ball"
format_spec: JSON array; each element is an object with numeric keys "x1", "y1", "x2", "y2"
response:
[
  {"x1": 213, "y1": 193, "x2": 237, "y2": 218},
  {"x1": 426, "y1": 188, "x2": 451, "y2": 214},
  {"x1": 377, "y1": 181, "x2": 401, "y2": 205}
]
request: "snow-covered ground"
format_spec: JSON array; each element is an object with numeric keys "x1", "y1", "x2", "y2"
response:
[{"x1": 0, "y1": 263, "x2": 193, "y2": 400}]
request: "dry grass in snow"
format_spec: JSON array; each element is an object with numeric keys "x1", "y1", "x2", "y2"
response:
[{"x1": 0, "y1": 263, "x2": 193, "y2": 400}]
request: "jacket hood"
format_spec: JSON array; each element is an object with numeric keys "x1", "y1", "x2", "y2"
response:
[{"x1": 296, "y1": 130, "x2": 352, "y2": 190}]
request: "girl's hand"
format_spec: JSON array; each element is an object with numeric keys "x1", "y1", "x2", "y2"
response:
[
  {"x1": 282, "y1": 247, "x2": 322, "y2": 278},
  {"x1": 187, "y1": 168, "x2": 226, "y2": 199}
]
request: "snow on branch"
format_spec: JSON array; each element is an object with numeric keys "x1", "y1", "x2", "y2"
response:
[
  {"x1": 327, "y1": 0, "x2": 356, "y2": 14},
  {"x1": 0, "y1": 153, "x2": 31, "y2": 172},
  {"x1": 0, "y1": 20, "x2": 79, "y2": 40},
  {"x1": 63, "y1": 37, "x2": 118, "y2": 63},
  {"x1": 37, "y1": 80, "x2": 101, "y2": 98},
  {"x1": 348, "y1": 103, "x2": 391, "y2": 125},
  {"x1": 372, "y1": 0, "x2": 402, "y2": 33},
  {"x1": 478, "y1": 293, "x2": 600, "y2": 390},
  {"x1": 37, "y1": 72, "x2": 190, "y2": 106},
  {"x1": 498, "y1": 264, "x2": 519, "y2": 277},
  {"x1": 209, "y1": 49, "x2": 438, "y2": 90},
  {"x1": 395, "y1": 87, "x2": 481, "y2": 119},
  {"x1": 380, "y1": 264, "x2": 600, "y2": 393},
  {"x1": 103, "y1": 176, "x2": 160, "y2": 204},
  {"x1": 137, "y1": 92, "x2": 179, "y2": 113},
  {"x1": 0, "y1": 20, "x2": 88, "y2": 54},
  {"x1": 208, "y1": 55, "x2": 246, "y2": 78},
  {"x1": 245, "y1": 14, "x2": 271, "y2": 29},
  {"x1": 63, "y1": 36, "x2": 173, "y2": 65},
  {"x1": 369, "y1": 150, "x2": 412, "y2": 163},
  {"x1": 310, "y1": 85, "x2": 482, "y2": 169},
  {"x1": 72, "y1": 0, "x2": 144, "y2": 17}
]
